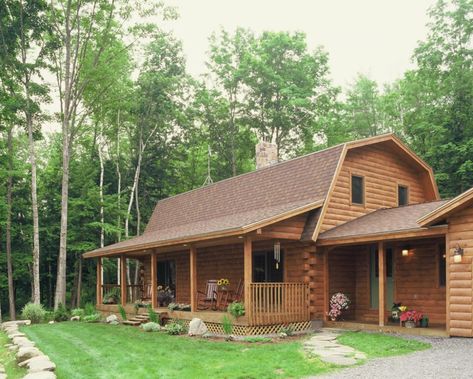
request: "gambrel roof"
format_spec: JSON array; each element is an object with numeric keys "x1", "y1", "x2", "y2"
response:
[{"x1": 84, "y1": 134, "x2": 439, "y2": 258}]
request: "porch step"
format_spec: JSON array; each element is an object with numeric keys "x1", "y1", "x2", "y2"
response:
[{"x1": 134, "y1": 315, "x2": 150, "y2": 321}]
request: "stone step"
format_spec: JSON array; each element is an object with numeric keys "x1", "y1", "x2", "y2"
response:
[{"x1": 122, "y1": 320, "x2": 141, "y2": 326}]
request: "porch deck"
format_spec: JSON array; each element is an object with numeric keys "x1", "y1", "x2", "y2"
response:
[{"x1": 324, "y1": 320, "x2": 448, "y2": 337}]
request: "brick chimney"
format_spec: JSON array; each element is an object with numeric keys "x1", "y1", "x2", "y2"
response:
[{"x1": 255, "y1": 140, "x2": 278, "y2": 169}]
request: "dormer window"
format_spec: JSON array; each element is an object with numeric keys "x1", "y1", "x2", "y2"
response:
[
  {"x1": 351, "y1": 175, "x2": 364, "y2": 205},
  {"x1": 398, "y1": 185, "x2": 409, "y2": 206}
]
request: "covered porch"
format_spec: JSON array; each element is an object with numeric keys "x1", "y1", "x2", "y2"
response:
[
  {"x1": 95, "y1": 234, "x2": 312, "y2": 334},
  {"x1": 318, "y1": 230, "x2": 448, "y2": 333}
]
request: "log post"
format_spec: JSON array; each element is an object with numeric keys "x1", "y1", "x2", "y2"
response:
[
  {"x1": 190, "y1": 245, "x2": 197, "y2": 312},
  {"x1": 96, "y1": 257, "x2": 102, "y2": 305},
  {"x1": 243, "y1": 236, "x2": 252, "y2": 318},
  {"x1": 378, "y1": 242, "x2": 386, "y2": 326},
  {"x1": 323, "y1": 249, "x2": 329, "y2": 321},
  {"x1": 120, "y1": 255, "x2": 127, "y2": 307},
  {"x1": 151, "y1": 252, "x2": 158, "y2": 309}
]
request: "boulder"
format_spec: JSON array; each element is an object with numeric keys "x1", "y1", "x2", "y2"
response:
[
  {"x1": 106, "y1": 314, "x2": 118, "y2": 323},
  {"x1": 188, "y1": 318, "x2": 208, "y2": 336},
  {"x1": 23, "y1": 372, "x2": 57, "y2": 379},
  {"x1": 48, "y1": 321, "x2": 55, "y2": 324},
  {"x1": 0, "y1": 363, "x2": 4, "y2": 373},
  {"x1": 1, "y1": 320, "x2": 30, "y2": 329},
  {"x1": 8, "y1": 332, "x2": 26, "y2": 339},
  {"x1": 70, "y1": 316, "x2": 80, "y2": 321},
  {"x1": 12, "y1": 336, "x2": 35, "y2": 347},
  {"x1": 0, "y1": 374, "x2": 6, "y2": 379},
  {"x1": 21, "y1": 356, "x2": 56, "y2": 372},
  {"x1": 17, "y1": 346, "x2": 43, "y2": 363}
]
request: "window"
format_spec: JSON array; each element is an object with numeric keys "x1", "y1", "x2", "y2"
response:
[
  {"x1": 157, "y1": 260, "x2": 176, "y2": 291},
  {"x1": 398, "y1": 185, "x2": 409, "y2": 206},
  {"x1": 351, "y1": 175, "x2": 364, "y2": 205},
  {"x1": 252, "y1": 251, "x2": 284, "y2": 282},
  {"x1": 439, "y1": 244, "x2": 446, "y2": 287}
]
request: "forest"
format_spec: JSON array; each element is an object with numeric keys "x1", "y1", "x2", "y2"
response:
[{"x1": 0, "y1": 0, "x2": 471, "y2": 319}]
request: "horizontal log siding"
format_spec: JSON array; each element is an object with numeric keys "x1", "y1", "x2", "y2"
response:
[
  {"x1": 320, "y1": 145, "x2": 435, "y2": 233},
  {"x1": 447, "y1": 206, "x2": 473, "y2": 337},
  {"x1": 328, "y1": 249, "x2": 357, "y2": 320},
  {"x1": 395, "y1": 240, "x2": 446, "y2": 325}
]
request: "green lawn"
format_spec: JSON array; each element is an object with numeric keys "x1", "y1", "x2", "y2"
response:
[
  {"x1": 0, "y1": 332, "x2": 27, "y2": 379},
  {"x1": 337, "y1": 331, "x2": 431, "y2": 358},
  {"x1": 16, "y1": 322, "x2": 430, "y2": 379}
]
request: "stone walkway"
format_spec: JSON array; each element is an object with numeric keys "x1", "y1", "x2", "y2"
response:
[{"x1": 303, "y1": 329, "x2": 366, "y2": 366}]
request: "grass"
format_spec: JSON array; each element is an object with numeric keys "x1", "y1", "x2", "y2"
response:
[
  {"x1": 0, "y1": 332, "x2": 27, "y2": 379},
  {"x1": 337, "y1": 331, "x2": 431, "y2": 358},
  {"x1": 19, "y1": 322, "x2": 431, "y2": 379}
]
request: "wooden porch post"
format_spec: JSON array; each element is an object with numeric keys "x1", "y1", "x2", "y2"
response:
[
  {"x1": 96, "y1": 257, "x2": 102, "y2": 305},
  {"x1": 323, "y1": 249, "x2": 329, "y2": 321},
  {"x1": 378, "y1": 242, "x2": 386, "y2": 326},
  {"x1": 151, "y1": 252, "x2": 158, "y2": 309},
  {"x1": 190, "y1": 245, "x2": 197, "y2": 312},
  {"x1": 244, "y1": 236, "x2": 252, "y2": 313},
  {"x1": 120, "y1": 255, "x2": 127, "y2": 307}
]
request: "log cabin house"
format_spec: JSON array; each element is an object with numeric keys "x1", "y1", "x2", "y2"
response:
[{"x1": 84, "y1": 134, "x2": 473, "y2": 337}]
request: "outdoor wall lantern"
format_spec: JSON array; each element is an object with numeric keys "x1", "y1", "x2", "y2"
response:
[
  {"x1": 402, "y1": 247, "x2": 409, "y2": 257},
  {"x1": 453, "y1": 244, "x2": 464, "y2": 263}
]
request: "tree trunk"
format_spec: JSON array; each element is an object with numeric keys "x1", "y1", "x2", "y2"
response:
[
  {"x1": 98, "y1": 125, "x2": 105, "y2": 249},
  {"x1": 76, "y1": 256, "x2": 82, "y2": 307},
  {"x1": 54, "y1": 1, "x2": 72, "y2": 309},
  {"x1": 6, "y1": 128, "x2": 16, "y2": 319}
]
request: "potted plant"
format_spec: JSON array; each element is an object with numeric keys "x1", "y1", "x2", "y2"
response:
[
  {"x1": 157, "y1": 286, "x2": 174, "y2": 307},
  {"x1": 217, "y1": 278, "x2": 230, "y2": 291},
  {"x1": 400, "y1": 310, "x2": 423, "y2": 328},
  {"x1": 391, "y1": 302, "x2": 402, "y2": 322},
  {"x1": 328, "y1": 292, "x2": 351, "y2": 321},
  {"x1": 420, "y1": 315, "x2": 429, "y2": 328}
]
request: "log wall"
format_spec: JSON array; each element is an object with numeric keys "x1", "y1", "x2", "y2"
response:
[
  {"x1": 447, "y1": 206, "x2": 473, "y2": 337},
  {"x1": 320, "y1": 144, "x2": 436, "y2": 233}
]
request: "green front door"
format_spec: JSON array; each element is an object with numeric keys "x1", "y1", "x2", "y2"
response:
[{"x1": 370, "y1": 246, "x2": 394, "y2": 310}]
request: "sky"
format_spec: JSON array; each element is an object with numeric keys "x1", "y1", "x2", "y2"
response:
[{"x1": 165, "y1": 0, "x2": 437, "y2": 87}]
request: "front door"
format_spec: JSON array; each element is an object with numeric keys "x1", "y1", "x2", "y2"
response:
[
  {"x1": 370, "y1": 246, "x2": 394, "y2": 311},
  {"x1": 252, "y1": 251, "x2": 284, "y2": 282}
]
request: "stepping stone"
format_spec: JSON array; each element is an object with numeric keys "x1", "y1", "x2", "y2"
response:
[
  {"x1": 311, "y1": 334, "x2": 338, "y2": 341},
  {"x1": 17, "y1": 346, "x2": 42, "y2": 363},
  {"x1": 22, "y1": 356, "x2": 56, "y2": 373},
  {"x1": 0, "y1": 374, "x2": 6, "y2": 379},
  {"x1": 13, "y1": 336, "x2": 35, "y2": 347},
  {"x1": 0, "y1": 364, "x2": 5, "y2": 373},
  {"x1": 311, "y1": 349, "x2": 349, "y2": 358},
  {"x1": 23, "y1": 372, "x2": 57, "y2": 379},
  {"x1": 304, "y1": 340, "x2": 335, "y2": 348},
  {"x1": 320, "y1": 355, "x2": 358, "y2": 366}
]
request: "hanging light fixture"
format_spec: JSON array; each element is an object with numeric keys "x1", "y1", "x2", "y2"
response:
[
  {"x1": 402, "y1": 248, "x2": 409, "y2": 257},
  {"x1": 274, "y1": 241, "x2": 281, "y2": 270},
  {"x1": 453, "y1": 244, "x2": 464, "y2": 263}
]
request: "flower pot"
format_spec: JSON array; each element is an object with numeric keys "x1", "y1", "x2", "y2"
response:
[{"x1": 405, "y1": 320, "x2": 416, "y2": 328}]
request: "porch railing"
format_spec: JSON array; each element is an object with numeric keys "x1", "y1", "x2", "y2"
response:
[
  {"x1": 101, "y1": 284, "x2": 142, "y2": 303},
  {"x1": 247, "y1": 282, "x2": 310, "y2": 325}
]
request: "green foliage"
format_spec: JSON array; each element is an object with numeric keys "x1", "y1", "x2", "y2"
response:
[
  {"x1": 118, "y1": 305, "x2": 127, "y2": 321},
  {"x1": 221, "y1": 315, "x2": 233, "y2": 336},
  {"x1": 279, "y1": 326, "x2": 294, "y2": 336},
  {"x1": 71, "y1": 308, "x2": 85, "y2": 318},
  {"x1": 164, "y1": 320, "x2": 186, "y2": 335},
  {"x1": 141, "y1": 322, "x2": 161, "y2": 332},
  {"x1": 21, "y1": 303, "x2": 46, "y2": 324},
  {"x1": 227, "y1": 302, "x2": 245, "y2": 318},
  {"x1": 83, "y1": 313, "x2": 101, "y2": 323},
  {"x1": 53, "y1": 303, "x2": 70, "y2": 322},
  {"x1": 242, "y1": 336, "x2": 271, "y2": 343},
  {"x1": 167, "y1": 303, "x2": 179, "y2": 312},
  {"x1": 84, "y1": 303, "x2": 96, "y2": 316},
  {"x1": 147, "y1": 304, "x2": 159, "y2": 324}
]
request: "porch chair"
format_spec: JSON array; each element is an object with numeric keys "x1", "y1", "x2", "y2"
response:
[
  {"x1": 228, "y1": 279, "x2": 244, "y2": 303},
  {"x1": 196, "y1": 279, "x2": 218, "y2": 310},
  {"x1": 141, "y1": 283, "x2": 152, "y2": 303},
  {"x1": 216, "y1": 278, "x2": 244, "y2": 311}
]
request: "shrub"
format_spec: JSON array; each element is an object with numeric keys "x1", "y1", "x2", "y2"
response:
[
  {"x1": 118, "y1": 304, "x2": 127, "y2": 321},
  {"x1": 227, "y1": 302, "x2": 245, "y2": 318},
  {"x1": 83, "y1": 313, "x2": 101, "y2": 323},
  {"x1": 222, "y1": 315, "x2": 233, "y2": 336},
  {"x1": 279, "y1": 325, "x2": 294, "y2": 336},
  {"x1": 54, "y1": 303, "x2": 70, "y2": 322},
  {"x1": 147, "y1": 304, "x2": 159, "y2": 324},
  {"x1": 165, "y1": 320, "x2": 186, "y2": 335},
  {"x1": 103, "y1": 287, "x2": 120, "y2": 304},
  {"x1": 141, "y1": 322, "x2": 161, "y2": 332},
  {"x1": 84, "y1": 303, "x2": 96, "y2": 316},
  {"x1": 167, "y1": 303, "x2": 179, "y2": 312},
  {"x1": 21, "y1": 303, "x2": 46, "y2": 324},
  {"x1": 71, "y1": 308, "x2": 85, "y2": 318}
]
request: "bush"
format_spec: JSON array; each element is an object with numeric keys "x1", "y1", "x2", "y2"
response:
[
  {"x1": 21, "y1": 303, "x2": 46, "y2": 324},
  {"x1": 279, "y1": 325, "x2": 294, "y2": 336},
  {"x1": 83, "y1": 313, "x2": 101, "y2": 323},
  {"x1": 84, "y1": 303, "x2": 96, "y2": 316},
  {"x1": 103, "y1": 287, "x2": 120, "y2": 304},
  {"x1": 222, "y1": 315, "x2": 233, "y2": 336},
  {"x1": 71, "y1": 308, "x2": 85, "y2": 318},
  {"x1": 147, "y1": 304, "x2": 159, "y2": 324},
  {"x1": 227, "y1": 302, "x2": 245, "y2": 318},
  {"x1": 141, "y1": 322, "x2": 161, "y2": 332},
  {"x1": 165, "y1": 320, "x2": 186, "y2": 335},
  {"x1": 54, "y1": 303, "x2": 70, "y2": 322},
  {"x1": 118, "y1": 304, "x2": 127, "y2": 321},
  {"x1": 167, "y1": 303, "x2": 179, "y2": 312}
]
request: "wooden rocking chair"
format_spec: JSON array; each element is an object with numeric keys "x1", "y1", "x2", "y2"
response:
[
  {"x1": 196, "y1": 280, "x2": 218, "y2": 310},
  {"x1": 228, "y1": 279, "x2": 244, "y2": 303}
]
